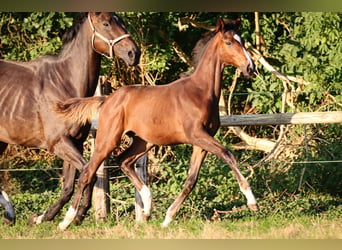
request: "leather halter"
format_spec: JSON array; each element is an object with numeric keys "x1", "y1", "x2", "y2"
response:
[{"x1": 88, "y1": 13, "x2": 131, "y2": 59}]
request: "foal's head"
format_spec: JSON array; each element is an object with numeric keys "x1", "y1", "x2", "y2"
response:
[
  {"x1": 215, "y1": 18, "x2": 255, "y2": 78},
  {"x1": 88, "y1": 12, "x2": 140, "y2": 66}
]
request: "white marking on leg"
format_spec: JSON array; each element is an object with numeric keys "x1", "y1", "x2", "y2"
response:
[
  {"x1": 35, "y1": 211, "x2": 46, "y2": 225},
  {"x1": 241, "y1": 188, "x2": 257, "y2": 205},
  {"x1": 161, "y1": 206, "x2": 175, "y2": 227},
  {"x1": 0, "y1": 190, "x2": 10, "y2": 203},
  {"x1": 0, "y1": 190, "x2": 15, "y2": 221},
  {"x1": 139, "y1": 185, "x2": 152, "y2": 216},
  {"x1": 162, "y1": 213, "x2": 172, "y2": 227},
  {"x1": 58, "y1": 206, "x2": 77, "y2": 231}
]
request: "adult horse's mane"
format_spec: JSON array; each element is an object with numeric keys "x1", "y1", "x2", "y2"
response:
[{"x1": 61, "y1": 12, "x2": 88, "y2": 45}]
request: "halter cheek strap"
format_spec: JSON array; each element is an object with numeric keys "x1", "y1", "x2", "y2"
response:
[{"x1": 88, "y1": 14, "x2": 131, "y2": 59}]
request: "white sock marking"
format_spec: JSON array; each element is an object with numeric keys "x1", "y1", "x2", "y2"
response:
[
  {"x1": 162, "y1": 214, "x2": 172, "y2": 227},
  {"x1": 58, "y1": 206, "x2": 77, "y2": 231},
  {"x1": 0, "y1": 190, "x2": 15, "y2": 220},
  {"x1": 139, "y1": 185, "x2": 152, "y2": 216},
  {"x1": 35, "y1": 211, "x2": 46, "y2": 224},
  {"x1": 241, "y1": 189, "x2": 257, "y2": 205}
]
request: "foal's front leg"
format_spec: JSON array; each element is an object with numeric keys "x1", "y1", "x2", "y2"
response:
[
  {"x1": 193, "y1": 131, "x2": 258, "y2": 211},
  {"x1": 162, "y1": 146, "x2": 207, "y2": 227}
]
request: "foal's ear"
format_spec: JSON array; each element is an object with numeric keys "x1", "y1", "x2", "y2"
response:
[{"x1": 215, "y1": 18, "x2": 225, "y2": 33}]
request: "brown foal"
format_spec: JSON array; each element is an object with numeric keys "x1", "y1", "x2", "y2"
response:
[{"x1": 55, "y1": 17, "x2": 258, "y2": 230}]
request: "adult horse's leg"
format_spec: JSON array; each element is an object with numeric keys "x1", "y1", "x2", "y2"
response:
[
  {"x1": 191, "y1": 130, "x2": 258, "y2": 212},
  {"x1": 58, "y1": 125, "x2": 124, "y2": 230},
  {"x1": 29, "y1": 136, "x2": 86, "y2": 225},
  {"x1": 162, "y1": 146, "x2": 207, "y2": 227},
  {"x1": 0, "y1": 142, "x2": 8, "y2": 154},
  {"x1": 28, "y1": 162, "x2": 77, "y2": 225},
  {"x1": 0, "y1": 189, "x2": 16, "y2": 225},
  {"x1": 0, "y1": 142, "x2": 16, "y2": 225}
]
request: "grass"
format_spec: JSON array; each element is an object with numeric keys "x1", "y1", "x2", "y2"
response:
[{"x1": 1, "y1": 212, "x2": 341, "y2": 239}]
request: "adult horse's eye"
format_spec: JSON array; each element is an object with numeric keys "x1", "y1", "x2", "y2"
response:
[
  {"x1": 226, "y1": 41, "x2": 232, "y2": 46},
  {"x1": 103, "y1": 22, "x2": 109, "y2": 27}
]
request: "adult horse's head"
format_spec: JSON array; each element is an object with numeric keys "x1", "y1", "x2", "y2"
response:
[
  {"x1": 88, "y1": 12, "x2": 140, "y2": 66},
  {"x1": 215, "y1": 18, "x2": 255, "y2": 78}
]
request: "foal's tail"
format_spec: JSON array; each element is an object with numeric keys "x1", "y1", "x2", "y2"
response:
[{"x1": 54, "y1": 96, "x2": 107, "y2": 126}]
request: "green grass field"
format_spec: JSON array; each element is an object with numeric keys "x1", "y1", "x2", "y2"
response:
[{"x1": 1, "y1": 208, "x2": 341, "y2": 239}]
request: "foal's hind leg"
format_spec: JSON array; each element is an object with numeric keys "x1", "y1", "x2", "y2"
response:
[
  {"x1": 162, "y1": 146, "x2": 207, "y2": 227},
  {"x1": 73, "y1": 174, "x2": 98, "y2": 225},
  {"x1": 118, "y1": 136, "x2": 154, "y2": 218}
]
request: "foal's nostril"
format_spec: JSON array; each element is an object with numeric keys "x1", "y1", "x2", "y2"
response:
[{"x1": 247, "y1": 62, "x2": 255, "y2": 75}]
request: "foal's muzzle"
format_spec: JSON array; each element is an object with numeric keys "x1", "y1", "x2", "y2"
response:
[{"x1": 247, "y1": 61, "x2": 255, "y2": 76}]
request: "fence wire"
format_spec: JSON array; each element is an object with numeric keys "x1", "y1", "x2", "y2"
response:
[{"x1": 1, "y1": 89, "x2": 341, "y2": 173}]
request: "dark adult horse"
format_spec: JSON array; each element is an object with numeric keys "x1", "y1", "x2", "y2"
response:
[
  {"x1": 0, "y1": 12, "x2": 140, "y2": 225},
  {"x1": 55, "y1": 18, "x2": 258, "y2": 230}
]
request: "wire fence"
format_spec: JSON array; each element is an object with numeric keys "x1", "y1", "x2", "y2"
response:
[
  {"x1": 1, "y1": 160, "x2": 342, "y2": 173},
  {"x1": 0, "y1": 88, "x2": 341, "y2": 173},
  {"x1": 224, "y1": 89, "x2": 342, "y2": 96}
]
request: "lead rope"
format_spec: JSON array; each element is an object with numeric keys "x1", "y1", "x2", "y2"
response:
[{"x1": 88, "y1": 13, "x2": 131, "y2": 59}]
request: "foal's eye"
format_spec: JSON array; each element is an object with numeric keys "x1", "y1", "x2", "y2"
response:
[
  {"x1": 226, "y1": 41, "x2": 232, "y2": 46},
  {"x1": 103, "y1": 22, "x2": 109, "y2": 27}
]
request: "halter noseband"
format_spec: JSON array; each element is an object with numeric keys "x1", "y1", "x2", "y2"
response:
[{"x1": 88, "y1": 13, "x2": 131, "y2": 59}]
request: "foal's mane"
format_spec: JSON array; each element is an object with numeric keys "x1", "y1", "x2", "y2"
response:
[
  {"x1": 180, "y1": 18, "x2": 239, "y2": 77},
  {"x1": 191, "y1": 19, "x2": 239, "y2": 67},
  {"x1": 190, "y1": 30, "x2": 216, "y2": 67}
]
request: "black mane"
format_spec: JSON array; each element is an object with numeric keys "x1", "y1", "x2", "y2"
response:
[{"x1": 62, "y1": 12, "x2": 88, "y2": 45}]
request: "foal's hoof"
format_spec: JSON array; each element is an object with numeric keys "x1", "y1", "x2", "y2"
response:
[
  {"x1": 248, "y1": 203, "x2": 259, "y2": 211},
  {"x1": 3, "y1": 212, "x2": 16, "y2": 225},
  {"x1": 27, "y1": 213, "x2": 39, "y2": 226}
]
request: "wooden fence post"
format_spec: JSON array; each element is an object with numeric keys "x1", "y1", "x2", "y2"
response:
[
  {"x1": 91, "y1": 129, "x2": 110, "y2": 221},
  {"x1": 92, "y1": 77, "x2": 110, "y2": 221}
]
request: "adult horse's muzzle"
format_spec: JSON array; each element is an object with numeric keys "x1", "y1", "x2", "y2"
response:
[
  {"x1": 113, "y1": 40, "x2": 141, "y2": 67},
  {"x1": 126, "y1": 46, "x2": 141, "y2": 66}
]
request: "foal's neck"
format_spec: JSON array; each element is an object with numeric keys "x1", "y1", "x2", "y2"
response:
[{"x1": 191, "y1": 36, "x2": 223, "y2": 99}]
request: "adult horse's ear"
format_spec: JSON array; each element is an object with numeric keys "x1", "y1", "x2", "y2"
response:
[
  {"x1": 235, "y1": 17, "x2": 242, "y2": 30},
  {"x1": 215, "y1": 18, "x2": 225, "y2": 33}
]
